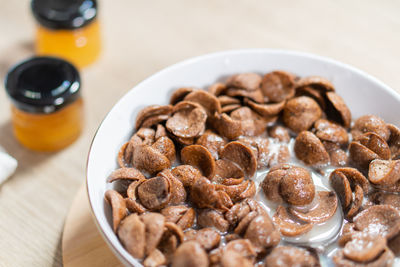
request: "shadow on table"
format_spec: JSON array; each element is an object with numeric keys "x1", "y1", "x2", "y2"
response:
[
  {"x1": 52, "y1": 233, "x2": 63, "y2": 267},
  {"x1": 0, "y1": 120, "x2": 57, "y2": 177}
]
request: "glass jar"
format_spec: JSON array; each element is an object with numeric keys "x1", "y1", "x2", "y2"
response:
[
  {"x1": 31, "y1": 0, "x2": 101, "y2": 68},
  {"x1": 5, "y1": 57, "x2": 84, "y2": 152}
]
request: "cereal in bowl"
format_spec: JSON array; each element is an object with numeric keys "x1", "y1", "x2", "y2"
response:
[{"x1": 105, "y1": 71, "x2": 400, "y2": 266}]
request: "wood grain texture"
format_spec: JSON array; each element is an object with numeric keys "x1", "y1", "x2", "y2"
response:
[
  {"x1": 0, "y1": 0, "x2": 399, "y2": 266},
  {"x1": 62, "y1": 185, "x2": 122, "y2": 267}
]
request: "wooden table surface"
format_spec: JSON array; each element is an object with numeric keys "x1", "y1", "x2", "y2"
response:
[{"x1": 0, "y1": 0, "x2": 399, "y2": 266}]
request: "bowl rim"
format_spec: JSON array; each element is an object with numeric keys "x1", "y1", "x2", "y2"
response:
[{"x1": 86, "y1": 48, "x2": 400, "y2": 266}]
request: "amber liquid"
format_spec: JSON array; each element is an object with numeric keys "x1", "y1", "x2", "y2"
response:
[
  {"x1": 11, "y1": 98, "x2": 84, "y2": 152},
  {"x1": 36, "y1": 20, "x2": 101, "y2": 68}
]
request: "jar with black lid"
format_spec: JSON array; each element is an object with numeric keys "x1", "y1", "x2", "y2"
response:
[
  {"x1": 31, "y1": 0, "x2": 101, "y2": 68},
  {"x1": 5, "y1": 57, "x2": 84, "y2": 151}
]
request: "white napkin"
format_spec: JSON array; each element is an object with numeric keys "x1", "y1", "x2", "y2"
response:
[{"x1": 0, "y1": 146, "x2": 17, "y2": 185}]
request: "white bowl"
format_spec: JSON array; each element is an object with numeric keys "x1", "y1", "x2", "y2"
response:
[{"x1": 86, "y1": 49, "x2": 400, "y2": 266}]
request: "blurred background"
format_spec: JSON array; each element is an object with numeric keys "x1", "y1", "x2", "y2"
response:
[{"x1": 0, "y1": 0, "x2": 399, "y2": 266}]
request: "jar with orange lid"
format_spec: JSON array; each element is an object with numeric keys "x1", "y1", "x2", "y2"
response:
[
  {"x1": 31, "y1": 0, "x2": 101, "y2": 68},
  {"x1": 5, "y1": 57, "x2": 84, "y2": 152}
]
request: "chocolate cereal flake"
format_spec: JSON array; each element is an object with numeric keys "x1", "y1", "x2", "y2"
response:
[
  {"x1": 169, "y1": 87, "x2": 195, "y2": 105},
  {"x1": 104, "y1": 190, "x2": 127, "y2": 233},
  {"x1": 261, "y1": 71, "x2": 296, "y2": 103},
  {"x1": 181, "y1": 145, "x2": 216, "y2": 178},
  {"x1": 353, "y1": 205, "x2": 400, "y2": 239},
  {"x1": 171, "y1": 241, "x2": 209, "y2": 267},
  {"x1": 295, "y1": 76, "x2": 335, "y2": 92},
  {"x1": 184, "y1": 90, "x2": 222, "y2": 116},
  {"x1": 325, "y1": 92, "x2": 351, "y2": 128},
  {"x1": 166, "y1": 101, "x2": 207, "y2": 139},
  {"x1": 283, "y1": 96, "x2": 322, "y2": 133},
  {"x1": 273, "y1": 205, "x2": 313, "y2": 237},
  {"x1": 264, "y1": 246, "x2": 319, "y2": 267},
  {"x1": 289, "y1": 191, "x2": 338, "y2": 224},
  {"x1": 351, "y1": 115, "x2": 390, "y2": 141},
  {"x1": 227, "y1": 73, "x2": 262, "y2": 91},
  {"x1": 294, "y1": 131, "x2": 330, "y2": 166},
  {"x1": 135, "y1": 105, "x2": 172, "y2": 130},
  {"x1": 220, "y1": 141, "x2": 257, "y2": 178}
]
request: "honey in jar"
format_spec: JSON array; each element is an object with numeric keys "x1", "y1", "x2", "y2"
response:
[
  {"x1": 5, "y1": 57, "x2": 84, "y2": 152},
  {"x1": 31, "y1": 0, "x2": 101, "y2": 68}
]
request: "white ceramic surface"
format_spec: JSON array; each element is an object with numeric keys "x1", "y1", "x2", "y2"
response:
[{"x1": 86, "y1": 49, "x2": 400, "y2": 266}]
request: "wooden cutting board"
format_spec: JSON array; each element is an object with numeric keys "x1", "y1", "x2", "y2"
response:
[{"x1": 62, "y1": 184, "x2": 123, "y2": 267}]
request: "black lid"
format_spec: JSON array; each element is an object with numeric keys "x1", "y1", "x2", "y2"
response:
[
  {"x1": 5, "y1": 57, "x2": 81, "y2": 114},
  {"x1": 31, "y1": 0, "x2": 97, "y2": 29}
]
